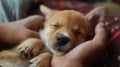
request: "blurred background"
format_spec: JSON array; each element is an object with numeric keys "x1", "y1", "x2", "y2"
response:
[{"x1": 81, "y1": 0, "x2": 120, "y2": 13}]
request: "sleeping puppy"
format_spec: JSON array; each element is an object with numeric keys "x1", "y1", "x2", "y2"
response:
[{"x1": 0, "y1": 5, "x2": 108, "y2": 67}]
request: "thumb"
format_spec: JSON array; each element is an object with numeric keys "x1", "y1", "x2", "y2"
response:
[
  {"x1": 93, "y1": 23, "x2": 107, "y2": 45},
  {"x1": 18, "y1": 15, "x2": 45, "y2": 31}
]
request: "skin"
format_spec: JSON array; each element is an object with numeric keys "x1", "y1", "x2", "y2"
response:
[
  {"x1": 0, "y1": 15, "x2": 107, "y2": 67},
  {"x1": 51, "y1": 23, "x2": 107, "y2": 67},
  {"x1": 0, "y1": 15, "x2": 44, "y2": 50}
]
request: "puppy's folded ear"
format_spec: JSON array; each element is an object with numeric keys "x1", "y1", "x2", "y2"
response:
[
  {"x1": 86, "y1": 6, "x2": 108, "y2": 23},
  {"x1": 85, "y1": 6, "x2": 108, "y2": 39},
  {"x1": 40, "y1": 5, "x2": 53, "y2": 19}
]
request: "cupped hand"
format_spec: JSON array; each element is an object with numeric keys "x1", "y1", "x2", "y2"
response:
[
  {"x1": 51, "y1": 23, "x2": 108, "y2": 67},
  {"x1": 0, "y1": 15, "x2": 44, "y2": 47}
]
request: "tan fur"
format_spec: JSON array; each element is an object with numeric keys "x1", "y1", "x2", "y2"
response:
[
  {"x1": 44, "y1": 10, "x2": 90, "y2": 49},
  {"x1": 0, "y1": 5, "x2": 108, "y2": 67}
]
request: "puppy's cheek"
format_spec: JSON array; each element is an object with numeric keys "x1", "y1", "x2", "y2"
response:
[
  {"x1": 44, "y1": 29, "x2": 56, "y2": 43},
  {"x1": 75, "y1": 37, "x2": 86, "y2": 45},
  {"x1": 49, "y1": 41, "x2": 56, "y2": 48},
  {"x1": 69, "y1": 36, "x2": 78, "y2": 46},
  {"x1": 49, "y1": 33, "x2": 58, "y2": 45}
]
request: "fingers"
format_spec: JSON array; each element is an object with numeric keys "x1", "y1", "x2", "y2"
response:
[
  {"x1": 18, "y1": 15, "x2": 45, "y2": 31},
  {"x1": 5, "y1": 28, "x2": 40, "y2": 46},
  {"x1": 65, "y1": 23, "x2": 107, "y2": 64},
  {"x1": 0, "y1": 16, "x2": 43, "y2": 47},
  {"x1": 15, "y1": 29, "x2": 40, "y2": 45}
]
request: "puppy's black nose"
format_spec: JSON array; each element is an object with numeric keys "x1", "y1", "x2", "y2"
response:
[{"x1": 56, "y1": 34, "x2": 70, "y2": 46}]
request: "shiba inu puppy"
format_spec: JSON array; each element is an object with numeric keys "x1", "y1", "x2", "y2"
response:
[{"x1": 0, "y1": 5, "x2": 108, "y2": 67}]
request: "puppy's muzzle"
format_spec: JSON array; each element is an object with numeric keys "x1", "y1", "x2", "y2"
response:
[{"x1": 56, "y1": 34, "x2": 70, "y2": 47}]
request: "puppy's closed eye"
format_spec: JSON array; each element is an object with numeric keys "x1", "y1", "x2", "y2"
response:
[
  {"x1": 74, "y1": 29, "x2": 83, "y2": 35},
  {"x1": 75, "y1": 30, "x2": 82, "y2": 35},
  {"x1": 50, "y1": 22, "x2": 60, "y2": 28}
]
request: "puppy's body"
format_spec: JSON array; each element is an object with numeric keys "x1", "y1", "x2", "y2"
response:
[{"x1": 0, "y1": 5, "x2": 108, "y2": 67}]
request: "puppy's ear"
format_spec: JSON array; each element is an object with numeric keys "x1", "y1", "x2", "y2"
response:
[
  {"x1": 85, "y1": 6, "x2": 108, "y2": 39},
  {"x1": 40, "y1": 5, "x2": 53, "y2": 19},
  {"x1": 86, "y1": 6, "x2": 108, "y2": 23}
]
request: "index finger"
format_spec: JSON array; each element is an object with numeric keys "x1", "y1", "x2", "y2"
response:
[{"x1": 19, "y1": 15, "x2": 45, "y2": 31}]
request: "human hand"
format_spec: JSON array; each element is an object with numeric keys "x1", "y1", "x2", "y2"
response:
[
  {"x1": 0, "y1": 15, "x2": 44, "y2": 47},
  {"x1": 51, "y1": 23, "x2": 107, "y2": 67}
]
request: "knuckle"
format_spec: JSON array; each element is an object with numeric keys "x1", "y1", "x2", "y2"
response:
[
  {"x1": 32, "y1": 15, "x2": 41, "y2": 18},
  {"x1": 32, "y1": 15, "x2": 44, "y2": 20}
]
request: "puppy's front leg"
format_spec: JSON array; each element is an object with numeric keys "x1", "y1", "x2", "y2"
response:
[
  {"x1": 17, "y1": 38, "x2": 44, "y2": 59},
  {"x1": 29, "y1": 52, "x2": 52, "y2": 67}
]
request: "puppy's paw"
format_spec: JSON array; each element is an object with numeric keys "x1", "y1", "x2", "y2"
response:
[
  {"x1": 29, "y1": 53, "x2": 52, "y2": 67},
  {"x1": 17, "y1": 38, "x2": 44, "y2": 59}
]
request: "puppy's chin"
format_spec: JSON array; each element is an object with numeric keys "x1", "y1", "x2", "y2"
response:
[
  {"x1": 47, "y1": 47, "x2": 65, "y2": 55},
  {"x1": 51, "y1": 46, "x2": 73, "y2": 56}
]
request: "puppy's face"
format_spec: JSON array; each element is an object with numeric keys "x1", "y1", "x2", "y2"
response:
[
  {"x1": 43, "y1": 11, "x2": 90, "y2": 55},
  {"x1": 40, "y1": 5, "x2": 108, "y2": 55}
]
